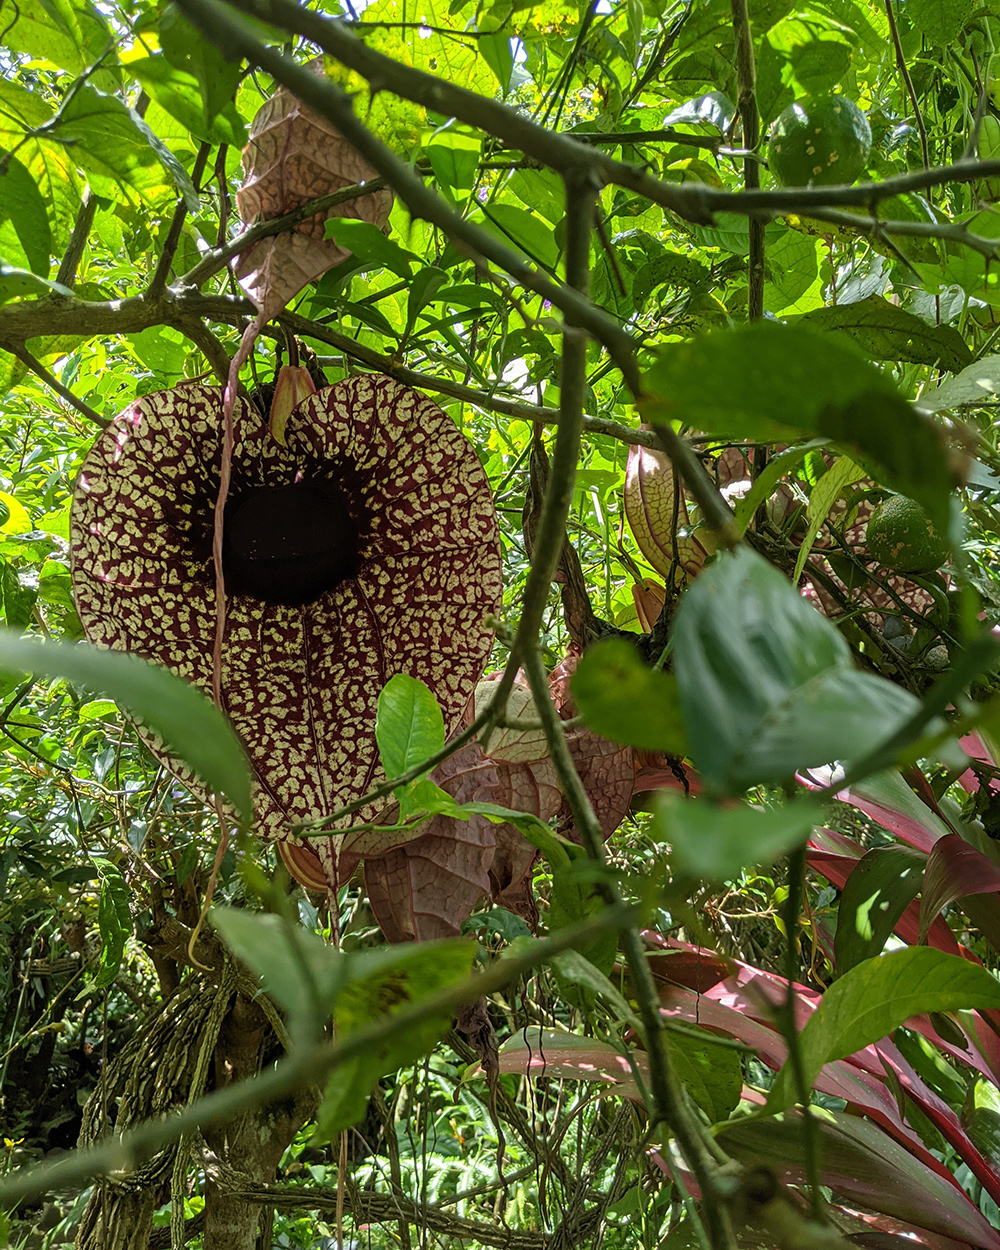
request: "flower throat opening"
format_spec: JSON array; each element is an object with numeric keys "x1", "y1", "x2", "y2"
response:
[{"x1": 222, "y1": 478, "x2": 361, "y2": 606}]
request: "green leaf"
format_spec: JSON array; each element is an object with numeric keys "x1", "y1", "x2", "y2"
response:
[
  {"x1": 767, "y1": 948, "x2": 1000, "y2": 1112},
  {"x1": 425, "y1": 129, "x2": 482, "y2": 194},
  {"x1": 791, "y1": 455, "x2": 867, "y2": 583},
  {"x1": 642, "y1": 323, "x2": 960, "y2": 530},
  {"x1": 834, "y1": 845, "x2": 925, "y2": 973},
  {"x1": 666, "y1": 1032, "x2": 743, "y2": 1125},
  {"x1": 479, "y1": 32, "x2": 515, "y2": 93},
  {"x1": 211, "y1": 907, "x2": 348, "y2": 1039},
  {"x1": 0, "y1": 153, "x2": 51, "y2": 276},
  {"x1": 53, "y1": 85, "x2": 197, "y2": 210},
  {"x1": 905, "y1": 0, "x2": 972, "y2": 44},
  {"x1": 1, "y1": 0, "x2": 86, "y2": 72},
  {"x1": 404, "y1": 266, "x2": 449, "y2": 338},
  {"x1": 719, "y1": 1105, "x2": 1000, "y2": 1247},
  {"x1": 92, "y1": 858, "x2": 131, "y2": 990},
  {"x1": 125, "y1": 56, "x2": 246, "y2": 146},
  {"x1": 324, "y1": 219, "x2": 415, "y2": 277},
  {"x1": 315, "y1": 940, "x2": 476, "y2": 1140},
  {"x1": 129, "y1": 325, "x2": 189, "y2": 377},
  {"x1": 571, "y1": 637, "x2": 686, "y2": 754},
  {"x1": 671, "y1": 547, "x2": 921, "y2": 792},
  {"x1": 654, "y1": 792, "x2": 818, "y2": 880},
  {"x1": 376, "y1": 674, "x2": 446, "y2": 781},
  {"x1": 796, "y1": 295, "x2": 973, "y2": 373},
  {"x1": 551, "y1": 948, "x2": 642, "y2": 1029},
  {"x1": 916, "y1": 353, "x2": 1000, "y2": 415},
  {"x1": 964, "y1": 1078, "x2": 1000, "y2": 1173},
  {"x1": 482, "y1": 203, "x2": 559, "y2": 270},
  {"x1": 1, "y1": 564, "x2": 37, "y2": 632},
  {"x1": 0, "y1": 634, "x2": 251, "y2": 821},
  {"x1": 159, "y1": 3, "x2": 243, "y2": 128},
  {"x1": 0, "y1": 264, "x2": 71, "y2": 306}
]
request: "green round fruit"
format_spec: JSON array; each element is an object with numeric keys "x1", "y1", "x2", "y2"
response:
[
  {"x1": 767, "y1": 94, "x2": 872, "y2": 187},
  {"x1": 864, "y1": 495, "x2": 949, "y2": 574}
]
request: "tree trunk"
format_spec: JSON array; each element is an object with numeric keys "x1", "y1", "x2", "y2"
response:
[{"x1": 201, "y1": 994, "x2": 313, "y2": 1250}]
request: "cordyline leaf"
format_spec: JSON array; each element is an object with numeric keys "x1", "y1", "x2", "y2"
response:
[
  {"x1": 767, "y1": 948, "x2": 1000, "y2": 1112},
  {"x1": 235, "y1": 59, "x2": 392, "y2": 320},
  {"x1": 657, "y1": 945, "x2": 1000, "y2": 1200},
  {"x1": 834, "y1": 845, "x2": 926, "y2": 972},
  {"x1": 808, "y1": 829, "x2": 965, "y2": 958},
  {"x1": 714, "y1": 1107, "x2": 1000, "y2": 1250},
  {"x1": 919, "y1": 834, "x2": 1000, "y2": 942},
  {"x1": 70, "y1": 375, "x2": 502, "y2": 887}
]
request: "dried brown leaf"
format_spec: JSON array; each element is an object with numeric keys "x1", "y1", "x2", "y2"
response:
[{"x1": 235, "y1": 59, "x2": 392, "y2": 319}]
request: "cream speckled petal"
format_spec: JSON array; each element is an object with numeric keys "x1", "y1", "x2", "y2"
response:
[{"x1": 71, "y1": 375, "x2": 503, "y2": 878}]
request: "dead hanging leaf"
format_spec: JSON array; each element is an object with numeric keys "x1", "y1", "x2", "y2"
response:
[
  {"x1": 365, "y1": 744, "x2": 500, "y2": 942},
  {"x1": 235, "y1": 58, "x2": 392, "y2": 321}
]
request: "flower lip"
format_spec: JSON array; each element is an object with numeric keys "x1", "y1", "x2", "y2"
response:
[{"x1": 222, "y1": 475, "x2": 363, "y2": 606}]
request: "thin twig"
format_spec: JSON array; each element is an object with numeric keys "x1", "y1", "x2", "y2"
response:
[
  {"x1": 56, "y1": 188, "x2": 96, "y2": 289},
  {"x1": 215, "y1": 0, "x2": 1000, "y2": 225},
  {"x1": 148, "y1": 142, "x2": 213, "y2": 299},
  {"x1": 883, "y1": 0, "x2": 929, "y2": 170},
  {"x1": 181, "y1": 177, "x2": 390, "y2": 288},
  {"x1": 173, "y1": 1, "x2": 645, "y2": 395},
  {"x1": 729, "y1": 0, "x2": 763, "y2": 320}
]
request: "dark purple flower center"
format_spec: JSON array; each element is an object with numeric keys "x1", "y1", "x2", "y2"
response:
[{"x1": 222, "y1": 477, "x2": 361, "y2": 606}]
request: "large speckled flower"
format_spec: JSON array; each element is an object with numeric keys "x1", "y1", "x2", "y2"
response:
[{"x1": 70, "y1": 374, "x2": 503, "y2": 886}]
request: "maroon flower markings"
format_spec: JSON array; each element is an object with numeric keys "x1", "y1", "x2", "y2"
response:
[{"x1": 70, "y1": 374, "x2": 503, "y2": 892}]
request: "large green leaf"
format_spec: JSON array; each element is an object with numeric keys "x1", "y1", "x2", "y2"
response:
[
  {"x1": 767, "y1": 947, "x2": 1000, "y2": 1111},
  {"x1": 315, "y1": 940, "x2": 476, "y2": 1140},
  {"x1": 796, "y1": 295, "x2": 972, "y2": 373},
  {"x1": 571, "y1": 637, "x2": 686, "y2": 753},
  {"x1": 834, "y1": 845, "x2": 925, "y2": 973},
  {"x1": 642, "y1": 322, "x2": 961, "y2": 529},
  {"x1": 211, "y1": 908, "x2": 348, "y2": 1039},
  {"x1": 52, "y1": 85, "x2": 197, "y2": 208},
  {"x1": 125, "y1": 56, "x2": 246, "y2": 146},
  {"x1": 655, "y1": 792, "x2": 819, "y2": 880},
  {"x1": 0, "y1": 634, "x2": 251, "y2": 821},
  {"x1": 2, "y1": 0, "x2": 85, "y2": 72},
  {"x1": 0, "y1": 153, "x2": 51, "y2": 276},
  {"x1": 671, "y1": 547, "x2": 921, "y2": 792},
  {"x1": 159, "y1": 3, "x2": 243, "y2": 127}
]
